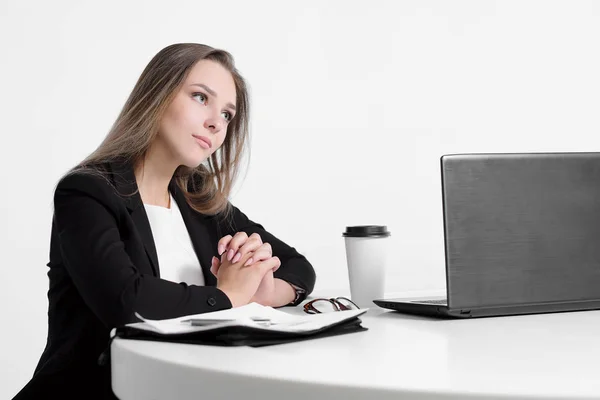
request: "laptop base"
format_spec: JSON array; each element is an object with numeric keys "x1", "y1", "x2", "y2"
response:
[{"x1": 373, "y1": 298, "x2": 600, "y2": 319}]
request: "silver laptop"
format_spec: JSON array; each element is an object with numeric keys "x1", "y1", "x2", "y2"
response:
[{"x1": 374, "y1": 152, "x2": 600, "y2": 318}]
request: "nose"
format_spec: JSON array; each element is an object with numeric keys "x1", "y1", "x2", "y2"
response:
[{"x1": 203, "y1": 115, "x2": 223, "y2": 133}]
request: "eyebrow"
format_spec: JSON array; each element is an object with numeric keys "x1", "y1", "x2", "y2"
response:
[{"x1": 190, "y1": 83, "x2": 236, "y2": 113}]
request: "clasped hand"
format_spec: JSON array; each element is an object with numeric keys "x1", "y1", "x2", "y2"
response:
[{"x1": 211, "y1": 232, "x2": 281, "y2": 307}]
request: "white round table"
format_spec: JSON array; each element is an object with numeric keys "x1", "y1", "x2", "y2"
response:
[{"x1": 111, "y1": 305, "x2": 600, "y2": 399}]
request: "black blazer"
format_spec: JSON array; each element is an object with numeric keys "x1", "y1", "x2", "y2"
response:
[{"x1": 14, "y1": 160, "x2": 316, "y2": 400}]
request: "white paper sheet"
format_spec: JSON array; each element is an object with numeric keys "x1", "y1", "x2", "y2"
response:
[{"x1": 129, "y1": 303, "x2": 367, "y2": 335}]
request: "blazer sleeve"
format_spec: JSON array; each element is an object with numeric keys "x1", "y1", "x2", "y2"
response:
[
  {"x1": 53, "y1": 172, "x2": 232, "y2": 329},
  {"x1": 219, "y1": 204, "x2": 316, "y2": 305}
]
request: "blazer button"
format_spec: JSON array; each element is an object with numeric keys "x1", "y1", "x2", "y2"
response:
[{"x1": 207, "y1": 297, "x2": 217, "y2": 306}]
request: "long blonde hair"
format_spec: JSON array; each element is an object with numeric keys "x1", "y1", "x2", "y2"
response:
[{"x1": 76, "y1": 43, "x2": 250, "y2": 216}]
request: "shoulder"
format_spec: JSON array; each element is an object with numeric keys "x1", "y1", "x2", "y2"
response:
[
  {"x1": 55, "y1": 164, "x2": 119, "y2": 207},
  {"x1": 57, "y1": 163, "x2": 113, "y2": 191}
]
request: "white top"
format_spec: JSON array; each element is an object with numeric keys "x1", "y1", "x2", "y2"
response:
[
  {"x1": 143, "y1": 195, "x2": 205, "y2": 286},
  {"x1": 111, "y1": 292, "x2": 600, "y2": 400}
]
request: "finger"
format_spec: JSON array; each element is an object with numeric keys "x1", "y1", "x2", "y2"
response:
[
  {"x1": 224, "y1": 250, "x2": 254, "y2": 266},
  {"x1": 257, "y1": 256, "x2": 281, "y2": 274},
  {"x1": 235, "y1": 251, "x2": 254, "y2": 267},
  {"x1": 248, "y1": 232, "x2": 263, "y2": 243},
  {"x1": 272, "y1": 258, "x2": 281, "y2": 273},
  {"x1": 232, "y1": 235, "x2": 264, "y2": 263},
  {"x1": 226, "y1": 232, "x2": 249, "y2": 261},
  {"x1": 269, "y1": 256, "x2": 281, "y2": 273},
  {"x1": 243, "y1": 243, "x2": 272, "y2": 266},
  {"x1": 248, "y1": 256, "x2": 281, "y2": 271},
  {"x1": 210, "y1": 256, "x2": 220, "y2": 276},
  {"x1": 217, "y1": 235, "x2": 233, "y2": 256}
]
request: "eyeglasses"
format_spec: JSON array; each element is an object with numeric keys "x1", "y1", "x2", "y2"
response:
[{"x1": 303, "y1": 296, "x2": 360, "y2": 314}]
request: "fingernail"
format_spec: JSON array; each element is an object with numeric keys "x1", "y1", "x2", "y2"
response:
[
  {"x1": 232, "y1": 252, "x2": 241, "y2": 263},
  {"x1": 227, "y1": 249, "x2": 234, "y2": 261},
  {"x1": 244, "y1": 258, "x2": 254, "y2": 267},
  {"x1": 218, "y1": 245, "x2": 225, "y2": 255},
  {"x1": 212, "y1": 256, "x2": 218, "y2": 264}
]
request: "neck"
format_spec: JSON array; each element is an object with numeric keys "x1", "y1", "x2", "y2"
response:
[{"x1": 134, "y1": 143, "x2": 178, "y2": 208}]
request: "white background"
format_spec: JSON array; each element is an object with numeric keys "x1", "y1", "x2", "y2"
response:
[{"x1": 2, "y1": 0, "x2": 600, "y2": 397}]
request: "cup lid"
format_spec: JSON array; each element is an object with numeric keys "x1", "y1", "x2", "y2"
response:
[{"x1": 343, "y1": 225, "x2": 391, "y2": 238}]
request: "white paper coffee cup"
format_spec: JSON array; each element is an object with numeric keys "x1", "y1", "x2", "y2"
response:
[{"x1": 343, "y1": 226, "x2": 391, "y2": 308}]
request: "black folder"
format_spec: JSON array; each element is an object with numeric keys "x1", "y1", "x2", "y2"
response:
[{"x1": 112, "y1": 313, "x2": 367, "y2": 347}]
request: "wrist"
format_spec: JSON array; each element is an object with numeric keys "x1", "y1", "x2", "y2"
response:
[
  {"x1": 217, "y1": 285, "x2": 244, "y2": 308},
  {"x1": 271, "y1": 279, "x2": 297, "y2": 307}
]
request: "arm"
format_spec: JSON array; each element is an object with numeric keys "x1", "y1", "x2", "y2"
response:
[
  {"x1": 272, "y1": 278, "x2": 297, "y2": 306},
  {"x1": 219, "y1": 204, "x2": 316, "y2": 306},
  {"x1": 54, "y1": 173, "x2": 232, "y2": 328}
]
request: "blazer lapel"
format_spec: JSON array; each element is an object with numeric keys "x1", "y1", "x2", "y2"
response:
[
  {"x1": 170, "y1": 180, "x2": 217, "y2": 286},
  {"x1": 110, "y1": 160, "x2": 160, "y2": 277}
]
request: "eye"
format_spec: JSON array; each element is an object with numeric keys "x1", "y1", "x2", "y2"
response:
[
  {"x1": 221, "y1": 111, "x2": 233, "y2": 122},
  {"x1": 192, "y1": 92, "x2": 207, "y2": 104}
]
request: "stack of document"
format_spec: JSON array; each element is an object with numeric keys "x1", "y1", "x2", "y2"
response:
[{"x1": 113, "y1": 303, "x2": 368, "y2": 347}]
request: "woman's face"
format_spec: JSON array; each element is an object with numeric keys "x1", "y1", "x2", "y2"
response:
[{"x1": 157, "y1": 59, "x2": 237, "y2": 168}]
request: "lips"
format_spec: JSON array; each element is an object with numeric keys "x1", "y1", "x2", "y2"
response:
[{"x1": 192, "y1": 135, "x2": 212, "y2": 149}]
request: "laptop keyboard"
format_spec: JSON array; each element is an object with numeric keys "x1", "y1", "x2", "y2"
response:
[{"x1": 411, "y1": 299, "x2": 447, "y2": 305}]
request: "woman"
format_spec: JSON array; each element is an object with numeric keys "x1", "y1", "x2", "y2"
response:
[{"x1": 15, "y1": 43, "x2": 316, "y2": 399}]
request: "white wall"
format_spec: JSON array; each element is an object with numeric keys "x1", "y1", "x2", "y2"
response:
[{"x1": 2, "y1": 0, "x2": 600, "y2": 397}]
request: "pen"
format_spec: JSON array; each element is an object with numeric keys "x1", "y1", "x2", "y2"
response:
[
  {"x1": 181, "y1": 319, "x2": 234, "y2": 326},
  {"x1": 181, "y1": 317, "x2": 272, "y2": 326}
]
